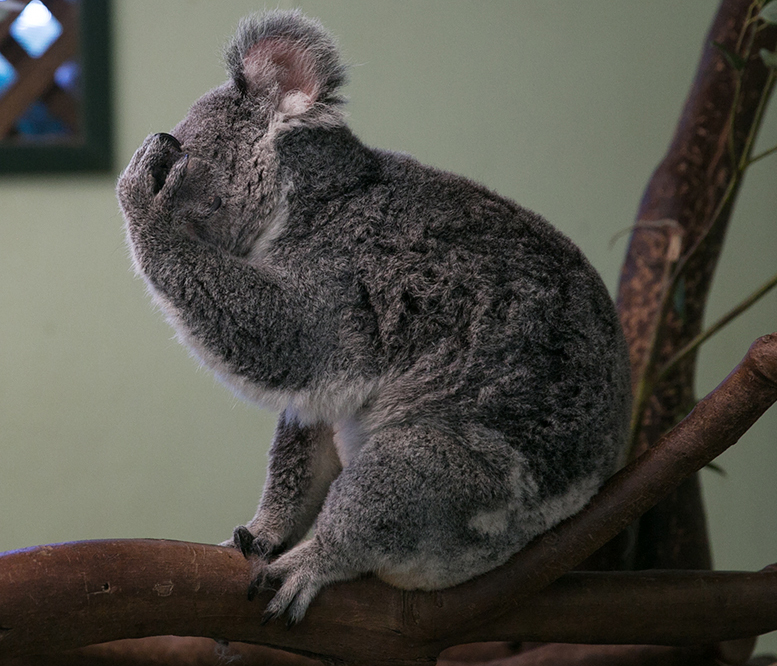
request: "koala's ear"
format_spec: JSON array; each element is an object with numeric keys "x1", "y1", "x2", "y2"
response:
[{"x1": 225, "y1": 10, "x2": 347, "y2": 118}]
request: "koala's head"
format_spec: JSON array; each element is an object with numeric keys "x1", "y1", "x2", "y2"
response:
[{"x1": 118, "y1": 10, "x2": 347, "y2": 257}]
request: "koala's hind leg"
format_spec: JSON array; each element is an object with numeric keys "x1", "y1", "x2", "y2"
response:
[
  {"x1": 259, "y1": 422, "x2": 525, "y2": 624},
  {"x1": 227, "y1": 411, "x2": 341, "y2": 560}
]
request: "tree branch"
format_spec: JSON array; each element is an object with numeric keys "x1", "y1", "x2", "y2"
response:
[{"x1": 1, "y1": 333, "x2": 775, "y2": 666}]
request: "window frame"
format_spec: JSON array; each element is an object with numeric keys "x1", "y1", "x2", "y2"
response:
[{"x1": 0, "y1": 0, "x2": 113, "y2": 174}]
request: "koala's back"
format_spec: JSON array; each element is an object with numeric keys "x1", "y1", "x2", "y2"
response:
[{"x1": 272, "y1": 129, "x2": 631, "y2": 503}]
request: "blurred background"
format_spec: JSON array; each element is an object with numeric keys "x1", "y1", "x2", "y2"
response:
[{"x1": 0, "y1": 0, "x2": 775, "y2": 652}]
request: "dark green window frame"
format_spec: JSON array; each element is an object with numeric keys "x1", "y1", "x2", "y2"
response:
[{"x1": 0, "y1": 0, "x2": 113, "y2": 174}]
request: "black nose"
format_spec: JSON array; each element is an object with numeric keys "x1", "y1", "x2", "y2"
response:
[{"x1": 155, "y1": 132, "x2": 182, "y2": 152}]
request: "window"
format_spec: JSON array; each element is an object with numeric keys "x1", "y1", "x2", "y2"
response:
[{"x1": 0, "y1": 0, "x2": 112, "y2": 173}]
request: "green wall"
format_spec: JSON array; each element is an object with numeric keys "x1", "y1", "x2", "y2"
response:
[{"x1": 1, "y1": 0, "x2": 775, "y2": 652}]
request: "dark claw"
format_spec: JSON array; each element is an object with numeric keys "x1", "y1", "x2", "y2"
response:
[
  {"x1": 155, "y1": 132, "x2": 182, "y2": 151},
  {"x1": 284, "y1": 591, "x2": 302, "y2": 628},
  {"x1": 233, "y1": 525, "x2": 255, "y2": 558},
  {"x1": 247, "y1": 571, "x2": 279, "y2": 602},
  {"x1": 254, "y1": 537, "x2": 288, "y2": 560}
]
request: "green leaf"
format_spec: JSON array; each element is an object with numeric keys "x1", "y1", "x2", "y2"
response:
[
  {"x1": 758, "y1": 0, "x2": 777, "y2": 24},
  {"x1": 760, "y1": 47, "x2": 777, "y2": 69},
  {"x1": 712, "y1": 40, "x2": 747, "y2": 70}
]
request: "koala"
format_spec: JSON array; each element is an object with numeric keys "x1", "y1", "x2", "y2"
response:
[{"x1": 117, "y1": 10, "x2": 632, "y2": 625}]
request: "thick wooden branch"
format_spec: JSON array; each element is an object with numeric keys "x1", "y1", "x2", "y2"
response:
[
  {"x1": 1, "y1": 637, "x2": 325, "y2": 666},
  {"x1": 4, "y1": 636, "x2": 767, "y2": 666},
  {"x1": 1, "y1": 555, "x2": 777, "y2": 665},
  {"x1": 1, "y1": 570, "x2": 773, "y2": 666},
  {"x1": 1, "y1": 333, "x2": 775, "y2": 665}
]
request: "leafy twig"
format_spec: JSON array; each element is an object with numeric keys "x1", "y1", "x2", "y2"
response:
[
  {"x1": 749, "y1": 142, "x2": 777, "y2": 163},
  {"x1": 658, "y1": 269, "x2": 777, "y2": 381}
]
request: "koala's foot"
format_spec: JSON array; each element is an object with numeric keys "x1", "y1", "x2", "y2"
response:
[
  {"x1": 251, "y1": 538, "x2": 357, "y2": 626},
  {"x1": 226, "y1": 525, "x2": 287, "y2": 560}
]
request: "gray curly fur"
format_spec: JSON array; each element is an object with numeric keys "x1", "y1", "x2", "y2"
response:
[{"x1": 117, "y1": 10, "x2": 632, "y2": 624}]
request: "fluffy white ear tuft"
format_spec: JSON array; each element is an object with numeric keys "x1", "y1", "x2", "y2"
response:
[
  {"x1": 226, "y1": 10, "x2": 347, "y2": 118},
  {"x1": 279, "y1": 90, "x2": 315, "y2": 116}
]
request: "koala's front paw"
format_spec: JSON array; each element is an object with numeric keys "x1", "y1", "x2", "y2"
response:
[
  {"x1": 117, "y1": 133, "x2": 190, "y2": 230},
  {"x1": 228, "y1": 525, "x2": 287, "y2": 561}
]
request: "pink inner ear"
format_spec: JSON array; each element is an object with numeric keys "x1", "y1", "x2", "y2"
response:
[{"x1": 243, "y1": 38, "x2": 320, "y2": 103}]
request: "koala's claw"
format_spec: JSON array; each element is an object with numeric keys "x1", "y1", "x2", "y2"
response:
[
  {"x1": 231, "y1": 525, "x2": 287, "y2": 561},
  {"x1": 261, "y1": 583, "x2": 312, "y2": 627},
  {"x1": 233, "y1": 525, "x2": 255, "y2": 558},
  {"x1": 254, "y1": 536, "x2": 285, "y2": 560},
  {"x1": 260, "y1": 604, "x2": 302, "y2": 629},
  {"x1": 247, "y1": 565, "x2": 281, "y2": 603},
  {"x1": 247, "y1": 576, "x2": 262, "y2": 602}
]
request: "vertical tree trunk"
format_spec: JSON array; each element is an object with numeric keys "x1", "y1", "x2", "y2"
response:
[{"x1": 615, "y1": 0, "x2": 776, "y2": 572}]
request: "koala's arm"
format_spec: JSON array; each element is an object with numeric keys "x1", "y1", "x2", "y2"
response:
[
  {"x1": 119, "y1": 133, "x2": 338, "y2": 392},
  {"x1": 232, "y1": 412, "x2": 341, "y2": 558}
]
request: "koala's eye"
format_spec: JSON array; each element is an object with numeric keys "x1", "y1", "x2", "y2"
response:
[{"x1": 207, "y1": 196, "x2": 222, "y2": 214}]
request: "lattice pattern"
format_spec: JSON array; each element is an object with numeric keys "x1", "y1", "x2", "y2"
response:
[{"x1": 0, "y1": 0, "x2": 81, "y2": 141}]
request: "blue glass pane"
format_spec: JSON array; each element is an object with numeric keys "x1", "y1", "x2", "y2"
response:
[
  {"x1": 15, "y1": 100, "x2": 70, "y2": 137},
  {"x1": 10, "y1": 0, "x2": 62, "y2": 58},
  {"x1": 0, "y1": 54, "x2": 17, "y2": 96},
  {"x1": 54, "y1": 60, "x2": 80, "y2": 93}
]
